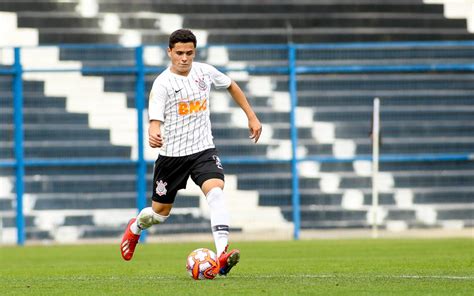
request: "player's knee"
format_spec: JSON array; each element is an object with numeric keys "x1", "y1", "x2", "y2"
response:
[
  {"x1": 202, "y1": 179, "x2": 224, "y2": 196},
  {"x1": 152, "y1": 201, "x2": 173, "y2": 216}
]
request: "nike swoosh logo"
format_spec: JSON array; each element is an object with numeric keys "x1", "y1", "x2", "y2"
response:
[{"x1": 174, "y1": 88, "x2": 182, "y2": 93}]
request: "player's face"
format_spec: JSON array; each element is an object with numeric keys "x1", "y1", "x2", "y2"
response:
[{"x1": 168, "y1": 42, "x2": 195, "y2": 76}]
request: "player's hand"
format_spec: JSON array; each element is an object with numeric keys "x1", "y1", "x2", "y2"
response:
[
  {"x1": 149, "y1": 133, "x2": 163, "y2": 148},
  {"x1": 149, "y1": 122, "x2": 163, "y2": 148},
  {"x1": 248, "y1": 117, "x2": 262, "y2": 143}
]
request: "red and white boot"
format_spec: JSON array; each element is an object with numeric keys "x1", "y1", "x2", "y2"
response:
[
  {"x1": 120, "y1": 218, "x2": 140, "y2": 261},
  {"x1": 218, "y1": 245, "x2": 240, "y2": 275}
]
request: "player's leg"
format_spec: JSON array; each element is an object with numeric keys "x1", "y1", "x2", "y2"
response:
[
  {"x1": 120, "y1": 155, "x2": 187, "y2": 261},
  {"x1": 191, "y1": 148, "x2": 240, "y2": 275},
  {"x1": 120, "y1": 203, "x2": 170, "y2": 261},
  {"x1": 201, "y1": 178, "x2": 240, "y2": 276},
  {"x1": 201, "y1": 178, "x2": 228, "y2": 256}
]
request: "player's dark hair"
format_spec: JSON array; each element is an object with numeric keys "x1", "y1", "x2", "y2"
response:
[{"x1": 169, "y1": 29, "x2": 197, "y2": 49}]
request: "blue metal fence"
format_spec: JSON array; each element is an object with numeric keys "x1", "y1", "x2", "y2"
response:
[
  {"x1": 1, "y1": 41, "x2": 474, "y2": 245},
  {"x1": 13, "y1": 48, "x2": 25, "y2": 245}
]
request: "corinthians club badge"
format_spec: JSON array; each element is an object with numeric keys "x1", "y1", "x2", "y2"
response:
[
  {"x1": 195, "y1": 77, "x2": 207, "y2": 91},
  {"x1": 156, "y1": 180, "x2": 167, "y2": 196}
]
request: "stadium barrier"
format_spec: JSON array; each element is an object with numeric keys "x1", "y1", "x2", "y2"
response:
[{"x1": 1, "y1": 41, "x2": 474, "y2": 245}]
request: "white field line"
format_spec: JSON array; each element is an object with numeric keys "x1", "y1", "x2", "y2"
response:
[
  {"x1": 241, "y1": 274, "x2": 474, "y2": 280},
  {"x1": 18, "y1": 274, "x2": 473, "y2": 281}
]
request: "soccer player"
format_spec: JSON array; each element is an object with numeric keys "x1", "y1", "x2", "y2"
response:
[{"x1": 120, "y1": 29, "x2": 262, "y2": 276}]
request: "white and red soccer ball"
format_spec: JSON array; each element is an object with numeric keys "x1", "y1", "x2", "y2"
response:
[{"x1": 186, "y1": 248, "x2": 220, "y2": 280}]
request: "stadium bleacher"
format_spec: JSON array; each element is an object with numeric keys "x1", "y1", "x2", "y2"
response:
[
  {"x1": 0, "y1": 0, "x2": 473, "y2": 243},
  {"x1": 1, "y1": 0, "x2": 472, "y2": 43}
]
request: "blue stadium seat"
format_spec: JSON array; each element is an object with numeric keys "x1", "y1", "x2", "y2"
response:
[{"x1": 1, "y1": 0, "x2": 473, "y2": 241}]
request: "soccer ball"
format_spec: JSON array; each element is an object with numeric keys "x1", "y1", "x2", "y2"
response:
[{"x1": 186, "y1": 248, "x2": 220, "y2": 280}]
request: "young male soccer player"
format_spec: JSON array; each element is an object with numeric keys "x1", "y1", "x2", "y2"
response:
[{"x1": 120, "y1": 29, "x2": 262, "y2": 276}]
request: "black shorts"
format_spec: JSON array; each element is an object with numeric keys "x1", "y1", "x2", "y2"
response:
[{"x1": 151, "y1": 148, "x2": 224, "y2": 204}]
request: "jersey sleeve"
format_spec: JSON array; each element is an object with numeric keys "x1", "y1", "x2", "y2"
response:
[
  {"x1": 148, "y1": 80, "x2": 167, "y2": 122},
  {"x1": 207, "y1": 64, "x2": 232, "y2": 89}
]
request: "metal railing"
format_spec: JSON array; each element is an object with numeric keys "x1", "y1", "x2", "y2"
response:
[{"x1": 1, "y1": 41, "x2": 474, "y2": 245}]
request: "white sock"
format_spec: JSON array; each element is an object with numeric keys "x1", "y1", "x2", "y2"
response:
[
  {"x1": 130, "y1": 207, "x2": 169, "y2": 235},
  {"x1": 130, "y1": 220, "x2": 142, "y2": 235},
  {"x1": 206, "y1": 187, "x2": 230, "y2": 256}
]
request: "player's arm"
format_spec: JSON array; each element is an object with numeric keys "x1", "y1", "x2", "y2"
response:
[
  {"x1": 148, "y1": 120, "x2": 163, "y2": 148},
  {"x1": 148, "y1": 81, "x2": 166, "y2": 148},
  {"x1": 227, "y1": 80, "x2": 262, "y2": 143}
]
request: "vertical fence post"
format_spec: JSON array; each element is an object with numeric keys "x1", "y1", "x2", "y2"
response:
[
  {"x1": 13, "y1": 47, "x2": 25, "y2": 245},
  {"x1": 371, "y1": 98, "x2": 380, "y2": 238},
  {"x1": 135, "y1": 46, "x2": 147, "y2": 242},
  {"x1": 288, "y1": 44, "x2": 301, "y2": 240}
]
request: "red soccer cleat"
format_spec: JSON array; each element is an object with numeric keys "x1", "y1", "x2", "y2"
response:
[
  {"x1": 120, "y1": 218, "x2": 140, "y2": 261},
  {"x1": 218, "y1": 245, "x2": 240, "y2": 276}
]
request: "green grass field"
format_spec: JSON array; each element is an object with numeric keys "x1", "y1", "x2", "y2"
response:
[{"x1": 0, "y1": 238, "x2": 472, "y2": 295}]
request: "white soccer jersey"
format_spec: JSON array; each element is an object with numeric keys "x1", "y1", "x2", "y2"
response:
[{"x1": 148, "y1": 62, "x2": 232, "y2": 157}]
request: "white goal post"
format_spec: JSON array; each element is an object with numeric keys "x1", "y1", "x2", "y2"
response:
[{"x1": 372, "y1": 98, "x2": 380, "y2": 238}]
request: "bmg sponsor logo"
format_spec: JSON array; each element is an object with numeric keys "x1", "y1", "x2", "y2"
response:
[{"x1": 178, "y1": 98, "x2": 207, "y2": 116}]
